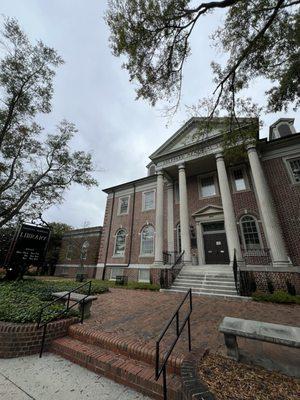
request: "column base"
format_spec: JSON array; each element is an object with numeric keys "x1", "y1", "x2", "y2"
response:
[
  {"x1": 153, "y1": 261, "x2": 164, "y2": 266},
  {"x1": 272, "y1": 260, "x2": 293, "y2": 268}
]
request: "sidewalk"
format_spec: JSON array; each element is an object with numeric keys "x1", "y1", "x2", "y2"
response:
[{"x1": 0, "y1": 353, "x2": 150, "y2": 400}]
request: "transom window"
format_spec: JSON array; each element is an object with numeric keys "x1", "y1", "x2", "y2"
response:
[
  {"x1": 200, "y1": 175, "x2": 216, "y2": 197},
  {"x1": 288, "y1": 158, "x2": 300, "y2": 183},
  {"x1": 240, "y1": 215, "x2": 261, "y2": 250},
  {"x1": 118, "y1": 196, "x2": 129, "y2": 215},
  {"x1": 233, "y1": 168, "x2": 247, "y2": 191},
  {"x1": 140, "y1": 225, "x2": 154, "y2": 256},
  {"x1": 114, "y1": 229, "x2": 126, "y2": 256},
  {"x1": 143, "y1": 190, "x2": 155, "y2": 211}
]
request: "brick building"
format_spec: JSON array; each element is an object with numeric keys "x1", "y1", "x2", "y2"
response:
[
  {"x1": 96, "y1": 117, "x2": 300, "y2": 293},
  {"x1": 55, "y1": 226, "x2": 102, "y2": 278}
]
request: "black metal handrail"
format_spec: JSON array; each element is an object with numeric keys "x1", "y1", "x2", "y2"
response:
[
  {"x1": 163, "y1": 251, "x2": 171, "y2": 265},
  {"x1": 232, "y1": 248, "x2": 239, "y2": 293},
  {"x1": 37, "y1": 280, "x2": 92, "y2": 357},
  {"x1": 155, "y1": 289, "x2": 192, "y2": 400}
]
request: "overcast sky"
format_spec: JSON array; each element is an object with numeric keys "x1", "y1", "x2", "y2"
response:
[{"x1": 1, "y1": 1, "x2": 299, "y2": 228}]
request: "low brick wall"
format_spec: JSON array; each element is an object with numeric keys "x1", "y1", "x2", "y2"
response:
[{"x1": 0, "y1": 317, "x2": 78, "y2": 358}]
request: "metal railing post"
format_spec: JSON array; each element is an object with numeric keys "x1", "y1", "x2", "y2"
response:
[
  {"x1": 187, "y1": 316, "x2": 191, "y2": 352},
  {"x1": 39, "y1": 324, "x2": 47, "y2": 358},
  {"x1": 155, "y1": 341, "x2": 159, "y2": 380},
  {"x1": 176, "y1": 311, "x2": 179, "y2": 337},
  {"x1": 163, "y1": 365, "x2": 167, "y2": 400}
]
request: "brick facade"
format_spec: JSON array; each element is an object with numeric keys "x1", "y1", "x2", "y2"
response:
[
  {"x1": 95, "y1": 118, "x2": 300, "y2": 292},
  {"x1": 55, "y1": 226, "x2": 102, "y2": 278}
]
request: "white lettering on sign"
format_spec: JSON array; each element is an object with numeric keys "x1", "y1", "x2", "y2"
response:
[{"x1": 216, "y1": 241, "x2": 221, "y2": 245}]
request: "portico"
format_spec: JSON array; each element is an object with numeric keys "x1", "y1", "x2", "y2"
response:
[{"x1": 151, "y1": 120, "x2": 291, "y2": 269}]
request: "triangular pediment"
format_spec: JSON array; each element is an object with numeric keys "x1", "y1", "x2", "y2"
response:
[
  {"x1": 149, "y1": 117, "x2": 259, "y2": 161},
  {"x1": 150, "y1": 117, "x2": 222, "y2": 159},
  {"x1": 192, "y1": 205, "x2": 224, "y2": 218}
]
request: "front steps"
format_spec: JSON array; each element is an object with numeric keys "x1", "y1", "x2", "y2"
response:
[
  {"x1": 50, "y1": 325, "x2": 182, "y2": 400},
  {"x1": 163, "y1": 265, "x2": 241, "y2": 298}
]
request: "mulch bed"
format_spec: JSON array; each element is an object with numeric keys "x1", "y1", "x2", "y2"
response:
[{"x1": 198, "y1": 353, "x2": 300, "y2": 400}]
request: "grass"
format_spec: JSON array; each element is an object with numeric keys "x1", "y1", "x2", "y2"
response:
[{"x1": 252, "y1": 290, "x2": 300, "y2": 304}]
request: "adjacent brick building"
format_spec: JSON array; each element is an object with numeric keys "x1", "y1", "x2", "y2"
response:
[
  {"x1": 95, "y1": 117, "x2": 299, "y2": 291},
  {"x1": 55, "y1": 226, "x2": 102, "y2": 278}
]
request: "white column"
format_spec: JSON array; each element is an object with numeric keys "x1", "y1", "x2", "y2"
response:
[
  {"x1": 167, "y1": 182, "x2": 175, "y2": 255},
  {"x1": 178, "y1": 163, "x2": 191, "y2": 263},
  {"x1": 195, "y1": 222, "x2": 205, "y2": 265},
  {"x1": 154, "y1": 170, "x2": 164, "y2": 264},
  {"x1": 247, "y1": 144, "x2": 290, "y2": 266},
  {"x1": 215, "y1": 153, "x2": 243, "y2": 263}
]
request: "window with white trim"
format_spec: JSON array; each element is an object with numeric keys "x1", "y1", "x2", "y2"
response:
[
  {"x1": 118, "y1": 196, "x2": 129, "y2": 215},
  {"x1": 138, "y1": 269, "x2": 150, "y2": 283},
  {"x1": 110, "y1": 267, "x2": 124, "y2": 280},
  {"x1": 80, "y1": 241, "x2": 89, "y2": 260},
  {"x1": 240, "y1": 215, "x2": 261, "y2": 250},
  {"x1": 140, "y1": 225, "x2": 154, "y2": 256},
  {"x1": 232, "y1": 168, "x2": 247, "y2": 191},
  {"x1": 143, "y1": 190, "x2": 155, "y2": 211},
  {"x1": 66, "y1": 244, "x2": 74, "y2": 261},
  {"x1": 199, "y1": 175, "x2": 217, "y2": 197},
  {"x1": 287, "y1": 158, "x2": 300, "y2": 184},
  {"x1": 114, "y1": 229, "x2": 126, "y2": 256}
]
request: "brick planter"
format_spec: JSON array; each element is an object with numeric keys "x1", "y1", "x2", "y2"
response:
[
  {"x1": 181, "y1": 348, "x2": 215, "y2": 400},
  {"x1": 0, "y1": 317, "x2": 78, "y2": 358}
]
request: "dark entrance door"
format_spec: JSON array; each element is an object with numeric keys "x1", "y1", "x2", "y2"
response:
[{"x1": 202, "y1": 222, "x2": 230, "y2": 264}]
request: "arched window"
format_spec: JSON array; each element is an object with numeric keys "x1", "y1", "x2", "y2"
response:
[
  {"x1": 114, "y1": 229, "x2": 126, "y2": 256},
  {"x1": 140, "y1": 225, "x2": 154, "y2": 256},
  {"x1": 240, "y1": 215, "x2": 261, "y2": 250},
  {"x1": 80, "y1": 241, "x2": 89, "y2": 260}
]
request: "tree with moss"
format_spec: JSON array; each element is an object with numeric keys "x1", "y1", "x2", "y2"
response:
[{"x1": 0, "y1": 17, "x2": 98, "y2": 228}]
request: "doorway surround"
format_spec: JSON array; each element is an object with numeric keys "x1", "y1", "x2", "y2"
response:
[{"x1": 192, "y1": 205, "x2": 229, "y2": 265}]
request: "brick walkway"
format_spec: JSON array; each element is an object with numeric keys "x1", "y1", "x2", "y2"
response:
[{"x1": 86, "y1": 289, "x2": 300, "y2": 358}]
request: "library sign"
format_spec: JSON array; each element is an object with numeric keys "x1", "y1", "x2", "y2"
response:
[{"x1": 9, "y1": 223, "x2": 50, "y2": 266}]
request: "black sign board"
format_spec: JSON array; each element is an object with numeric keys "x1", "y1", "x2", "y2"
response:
[{"x1": 5, "y1": 223, "x2": 51, "y2": 267}]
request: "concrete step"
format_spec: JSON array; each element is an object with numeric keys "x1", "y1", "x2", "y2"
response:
[
  {"x1": 162, "y1": 288, "x2": 241, "y2": 299},
  {"x1": 51, "y1": 337, "x2": 182, "y2": 400},
  {"x1": 172, "y1": 282, "x2": 236, "y2": 290},
  {"x1": 170, "y1": 285, "x2": 237, "y2": 295},
  {"x1": 175, "y1": 278, "x2": 235, "y2": 286},
  {"x1": 179, "y1": 273, "x2": 234, "y2": 280}
]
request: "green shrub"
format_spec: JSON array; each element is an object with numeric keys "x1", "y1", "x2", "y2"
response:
[
  {"x1": 0, "y1": 279, "x2": 108, "y2": 323},
  {"x1": 252, "y1": 290, "x2": 300, "y2": 304}
]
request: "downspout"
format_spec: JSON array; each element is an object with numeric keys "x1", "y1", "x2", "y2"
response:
[
  {"x1": 127, "y1": 183, "x2": 136, "y2": 267},
  {"x1": 102, "y1": 190, "x2": 115, "y2": 280}
]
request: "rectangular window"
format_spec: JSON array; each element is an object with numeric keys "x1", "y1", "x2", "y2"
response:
[
  {"x1": 138, "y1": 269, "x2": 150, "y2": 283},
  {"x1": 66, "y1": 245, "x2": 73, "y2": 261},
  {"x1": 118, "y1": 196, "x2": 129, "y2": 215},
  {"x1": 200, "y1": 176, "x2": 216, "y2": 197},
  {"x1": 288, "y1": 158, "x2": 300, "y2": 183},
  {"x1": 233, "y1": 168, "x2": 247, "y2": 191},
  {"x1": 110, "y1": 267, "x2": 124, "y2": 280},
  {"x1": 143, "y1": 190, "x2": 155, "y2": 211}
]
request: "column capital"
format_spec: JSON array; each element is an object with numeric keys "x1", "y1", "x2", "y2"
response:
[
  {"x1": 215, "y1": 152, "x2": 224, "y2": 161},
  {"x1": 155, "y1": 167, "x2": 164, "y2": 176},
  {"x1": 177, "y1": 162, "x2": 185, "y2": 170},
  {"x1": 245, "y1": 141, "x2": 257, "y2": 152},
  {"x1": 166, "y1": 181, "x2": 174, "y2": 189}
]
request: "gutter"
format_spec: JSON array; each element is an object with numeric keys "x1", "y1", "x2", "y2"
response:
[{"x1": 102, "y1": 190, "x2": 115, "y2": 280}]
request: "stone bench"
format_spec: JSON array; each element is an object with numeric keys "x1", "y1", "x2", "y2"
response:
[
  {"x1": 52, "y1": 291, "x2": 98, "y2": 319},
  {"x1": 219, "y1": 317, "x2": 300, "y2": 361}
]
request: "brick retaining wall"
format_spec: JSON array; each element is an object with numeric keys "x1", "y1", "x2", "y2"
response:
[{"x1": 0, "y1": 317, "x2": 77, "y2": 358}]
